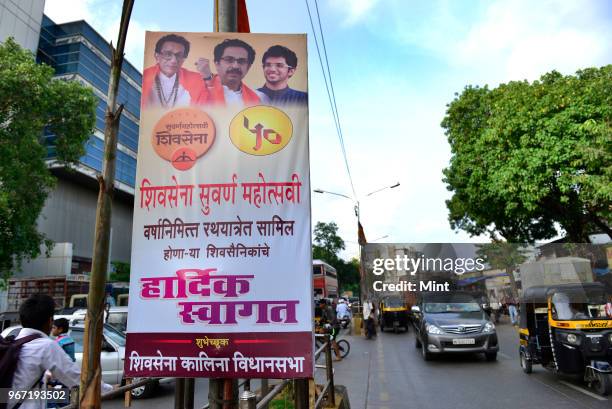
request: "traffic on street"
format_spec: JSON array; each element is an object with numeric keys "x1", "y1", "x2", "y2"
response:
[{"x1": 98, "y1": 314, "x2": 610, "y2": 409}]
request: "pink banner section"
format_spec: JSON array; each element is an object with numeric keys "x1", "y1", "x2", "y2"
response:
[{"x1": 124, "y1": 331, "x2": 313, "y2": 379}]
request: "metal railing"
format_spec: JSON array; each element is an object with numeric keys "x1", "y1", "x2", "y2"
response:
[
  {"x1": 58, "y1": 335, "x2": 338, "y2": 408},
  {"x1": 313, "y1": 333, "x2": 336, "y2": 408},
  {"x1": 59, "y1": 378, "x2": 158, "y2": 409}
]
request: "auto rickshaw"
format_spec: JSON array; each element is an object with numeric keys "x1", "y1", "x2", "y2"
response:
[
  {"x1": 379, "y1": 296, "x2": 409, "y2": 333},
  {"x1": 518, "y1": 283, "x2": 612, "y2": 395}
]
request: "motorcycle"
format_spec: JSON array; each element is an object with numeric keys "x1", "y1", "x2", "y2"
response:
[{"x1": 338, "y1": 312, "x2": 351, "y2": 329}]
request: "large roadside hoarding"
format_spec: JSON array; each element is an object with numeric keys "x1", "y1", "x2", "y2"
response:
[{"x1": 124, "y1": 32, "x2": 312, "y2": 378}]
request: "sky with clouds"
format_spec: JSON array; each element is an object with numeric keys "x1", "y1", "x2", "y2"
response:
[{"x1": 43, "y1": 0, "x2": 612, "y2": 259}]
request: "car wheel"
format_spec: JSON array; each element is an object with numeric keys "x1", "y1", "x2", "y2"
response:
[
  {"x1": 415, "y1": 334, "x2": 422, "y2": 348},
  {"x1": 592, "y1": 372, "x2": 611, "y2": 396},
  {"x1": 485, "y1": 352, "x2": 497, "y2": 362},
  {"x1": 130, "y1": 379, "x2": 157, "y2": 399},
  {"x1": 519, "y1": 350, "x2": 532, "y2": 374},
  {"x1": 421, "y1": 339, "x2": 431, "y2": 361}
]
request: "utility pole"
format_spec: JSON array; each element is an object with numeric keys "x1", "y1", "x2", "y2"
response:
[
  {"x1": 209, "y1": 1, "x2": 238, "y2": 408},
  {"x1": 80, "y1": 1, "x2": 134, "y2": 409}
]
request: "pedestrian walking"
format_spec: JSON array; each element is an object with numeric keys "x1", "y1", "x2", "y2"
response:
[
  {"x1": 507, "y1": 298, "x2": 518, "y2": 326},
  {"x1": 489, "y1": 291, "x2": 501, "y2": 324},
  {"x1": 362, "y1": 299, "x2": 373, "y2": 339}
]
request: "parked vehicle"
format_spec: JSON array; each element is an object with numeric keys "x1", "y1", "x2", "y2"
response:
[
  {"x1": 117, "y1": 294, "x2": 129, "y2": 306},
  {"x1": 5, "y1": 276, "x2": 90, "y2": 314},
  {"x1": 69, "y1": 306, "x2": 128, "y2": 334},
  {"x1": 379, "y1": 296, "x2": 409, "y2": 333},
  {"x1": 313, "y1": 259, "x2": 339, "y2": 299},
  {"x1": 412, "y1": 291, "x2": 498, "y2": 361},
  {"x1": 105, "y1": 306, "x2": 129, "y2": 332},
  {"x1": 518, "y1": 283, "x2": 612, "y2": 395}
]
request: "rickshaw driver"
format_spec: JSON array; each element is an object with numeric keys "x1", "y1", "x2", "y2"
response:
[{"x1": 605, "y1": 295, "x2": 612, "y2": 318}]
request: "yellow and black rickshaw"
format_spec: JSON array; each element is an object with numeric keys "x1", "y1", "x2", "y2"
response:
[
  {"x1": 518, "y1": 283, "x2": 612, "y2": 395},
  {"x1": 379, "y1": 296, "x2": 409, "y2": 333}
]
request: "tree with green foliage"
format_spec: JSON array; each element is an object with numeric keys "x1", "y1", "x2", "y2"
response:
[
  {"x1": 312, "y1": 221, "x2": 345, "y2": 262},
  {"x1": 0, "y1": 38, "x2": 97, "y2": 284},
  {"x1": 312, "y1": 221, "x2": 360, "y2": 296},
  {"x1": 442, "y1": 66, "x2": 612, "y2": 243},
  {"x1": 109, "y1": 261, "x2": 130, "y2": 282},
  {"x1": 476, "y1": 242, "x2": 528, "y2": 298}
]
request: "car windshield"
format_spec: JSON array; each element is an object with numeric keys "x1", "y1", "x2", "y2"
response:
[
  {"x1": 106, "y1": 312, "x2": 127, "y2": 333},
  {"x1": 104, "y1": 325, "x2": 126, "y2": 346},
  {"x1": 69, "y1": 325, "x2": 126, "y2": 352},
  {"x1": 383, "y1": 298, "x2": 405, "y2": 308},
  {"x1": 424, "y1": 302, "x2": 482, "y2": 313},
  {"x1": 552, "y1": 292, "x2": 612, "y2": 320}
]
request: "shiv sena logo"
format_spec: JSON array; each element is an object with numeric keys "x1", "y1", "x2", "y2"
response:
[
  {"x1": 229, "y1": 106, "x2": 293, "y2": 156},
  {"x1": 151, "y1": 108, "x2": 216, "y2": 171}
]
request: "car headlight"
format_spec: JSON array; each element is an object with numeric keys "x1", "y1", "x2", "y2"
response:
[
  {"x1": 609, "y1": 333, "x2": 612, "y2": 343},
  {"x1": 557, "y1": 331, "x2": 581, "y2": 346},
  {"x1": 426, "y1": 324, "x2": 444, "y2": 335},
  {"x1": 483, "y1": 322, "x2": 495, "y2": 333}
]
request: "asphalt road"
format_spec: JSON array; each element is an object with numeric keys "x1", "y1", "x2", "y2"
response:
[
  {"x1": 338, "y1": 319, "x2": 611, "y2": 409},
  {"x1": 103, "y1": 319, "x2": 610, "y2": 409}
]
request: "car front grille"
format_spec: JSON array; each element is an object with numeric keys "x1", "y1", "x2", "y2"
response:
[{"x1": 440, "y1": 324, "x2": 482, "y2": 334}]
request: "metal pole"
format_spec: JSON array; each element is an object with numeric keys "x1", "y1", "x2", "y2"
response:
[
  {"x1": 238, "y1": 390, "x2": 256, "y2": 409},
  {"x1": 209, "y1": 379, "x2": 222, "y2": 409},
  {"x1": 293, "y1": 379, "x2": 309, "y2": 409},
  {"x1": 259, "y1": 380, "x2": 269, "y2": 409},
  {"x1": 184, "y1": 378, "x2": 194, "y2": 409},
  {"x1": 216, "y1": 0, "x2": 237, "y2": 32},
  {"x1": 210, "y1": 2, "x2": 238, "y2": 407},
  {"x1": 174, "y1": 378, "x2": 185, "y2": 409},
  {"x1": 324, "y1": 336, "x2": 336, "y2": 407},
  {"x1": 222, "y1": 379, "x2": 233, "y2": 409}
]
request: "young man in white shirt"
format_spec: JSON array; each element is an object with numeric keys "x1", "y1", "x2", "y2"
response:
[{"x1": 9, "y1": 294, "x2": 113, "y2": 409}]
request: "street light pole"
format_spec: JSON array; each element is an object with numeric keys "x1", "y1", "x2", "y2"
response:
[{"x1": 313, "y1": 182, "x2": 400, "y2": 301}]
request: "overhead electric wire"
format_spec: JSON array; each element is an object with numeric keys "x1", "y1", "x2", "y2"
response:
[
  {"x1": 313, "y1": 0, "x2": 351, "y2": 189},
  {"x1": 304, "y1": 1, "x2": 342, "y2": 149},
  {"x1": 305, "y1": 0, "x2": 358, "y2": 200}
]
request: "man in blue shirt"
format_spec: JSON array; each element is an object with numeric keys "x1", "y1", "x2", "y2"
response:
[{"x1": 257, "y1": 45, "x2": 308, "y2": 107}]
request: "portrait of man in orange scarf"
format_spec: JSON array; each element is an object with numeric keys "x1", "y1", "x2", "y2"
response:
[
  {"x1": 141, "y1": 34, "x2": 209, "y2": 108},
  {"x1": 195, "y1": 38, "x2": 264, "y2": 107}
]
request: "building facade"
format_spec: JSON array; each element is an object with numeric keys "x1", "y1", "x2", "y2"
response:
[
  {"x1": 0, "y1": 0, "x2": 45, "y2": 51},
  {"x1": 16, "y1": 15, "x2": 141, "y2": 278}
]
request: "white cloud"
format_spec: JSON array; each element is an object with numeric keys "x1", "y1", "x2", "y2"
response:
[
  {"x1": 386, "y1": 0, "x2": 611, "y2": 83},
  {"x1": 44, "y1": 0, "x2": 158, "y2": 70},
  {"x1": 98, "y1": 18, "x2": 160, "y2": 70},
  {"x1": 451, "y1": 0, "x2": 612, "y2": 81},
  {"x1": 44, "y1": 0, "x2": 95, "y2": 23},
  {"x1": 328, "y1": 0, "x2": 381, "y2": 25}
]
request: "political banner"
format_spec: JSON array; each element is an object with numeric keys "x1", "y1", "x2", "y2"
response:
[{"x1": 124, "y1": 32, "x2": 312, "y2": 379}]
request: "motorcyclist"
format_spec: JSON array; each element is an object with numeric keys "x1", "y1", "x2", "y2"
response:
[
  {"x1": 318, "y1": 299, "x2": 343, "y2": 361},
  {"x1": 336, "y1": 299, "x2": 351, "y2": 328}
]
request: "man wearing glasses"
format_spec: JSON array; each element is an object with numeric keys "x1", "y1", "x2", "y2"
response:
[
  {"x1": 257, "y1": 45, "x2": 308, "y2": 107},
  {"x1": 196, "y1": 38, "x2": 263, "y2": 107},
  {"x1": 142, "y1": 34, "x2": 208, "y2": 108}
]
